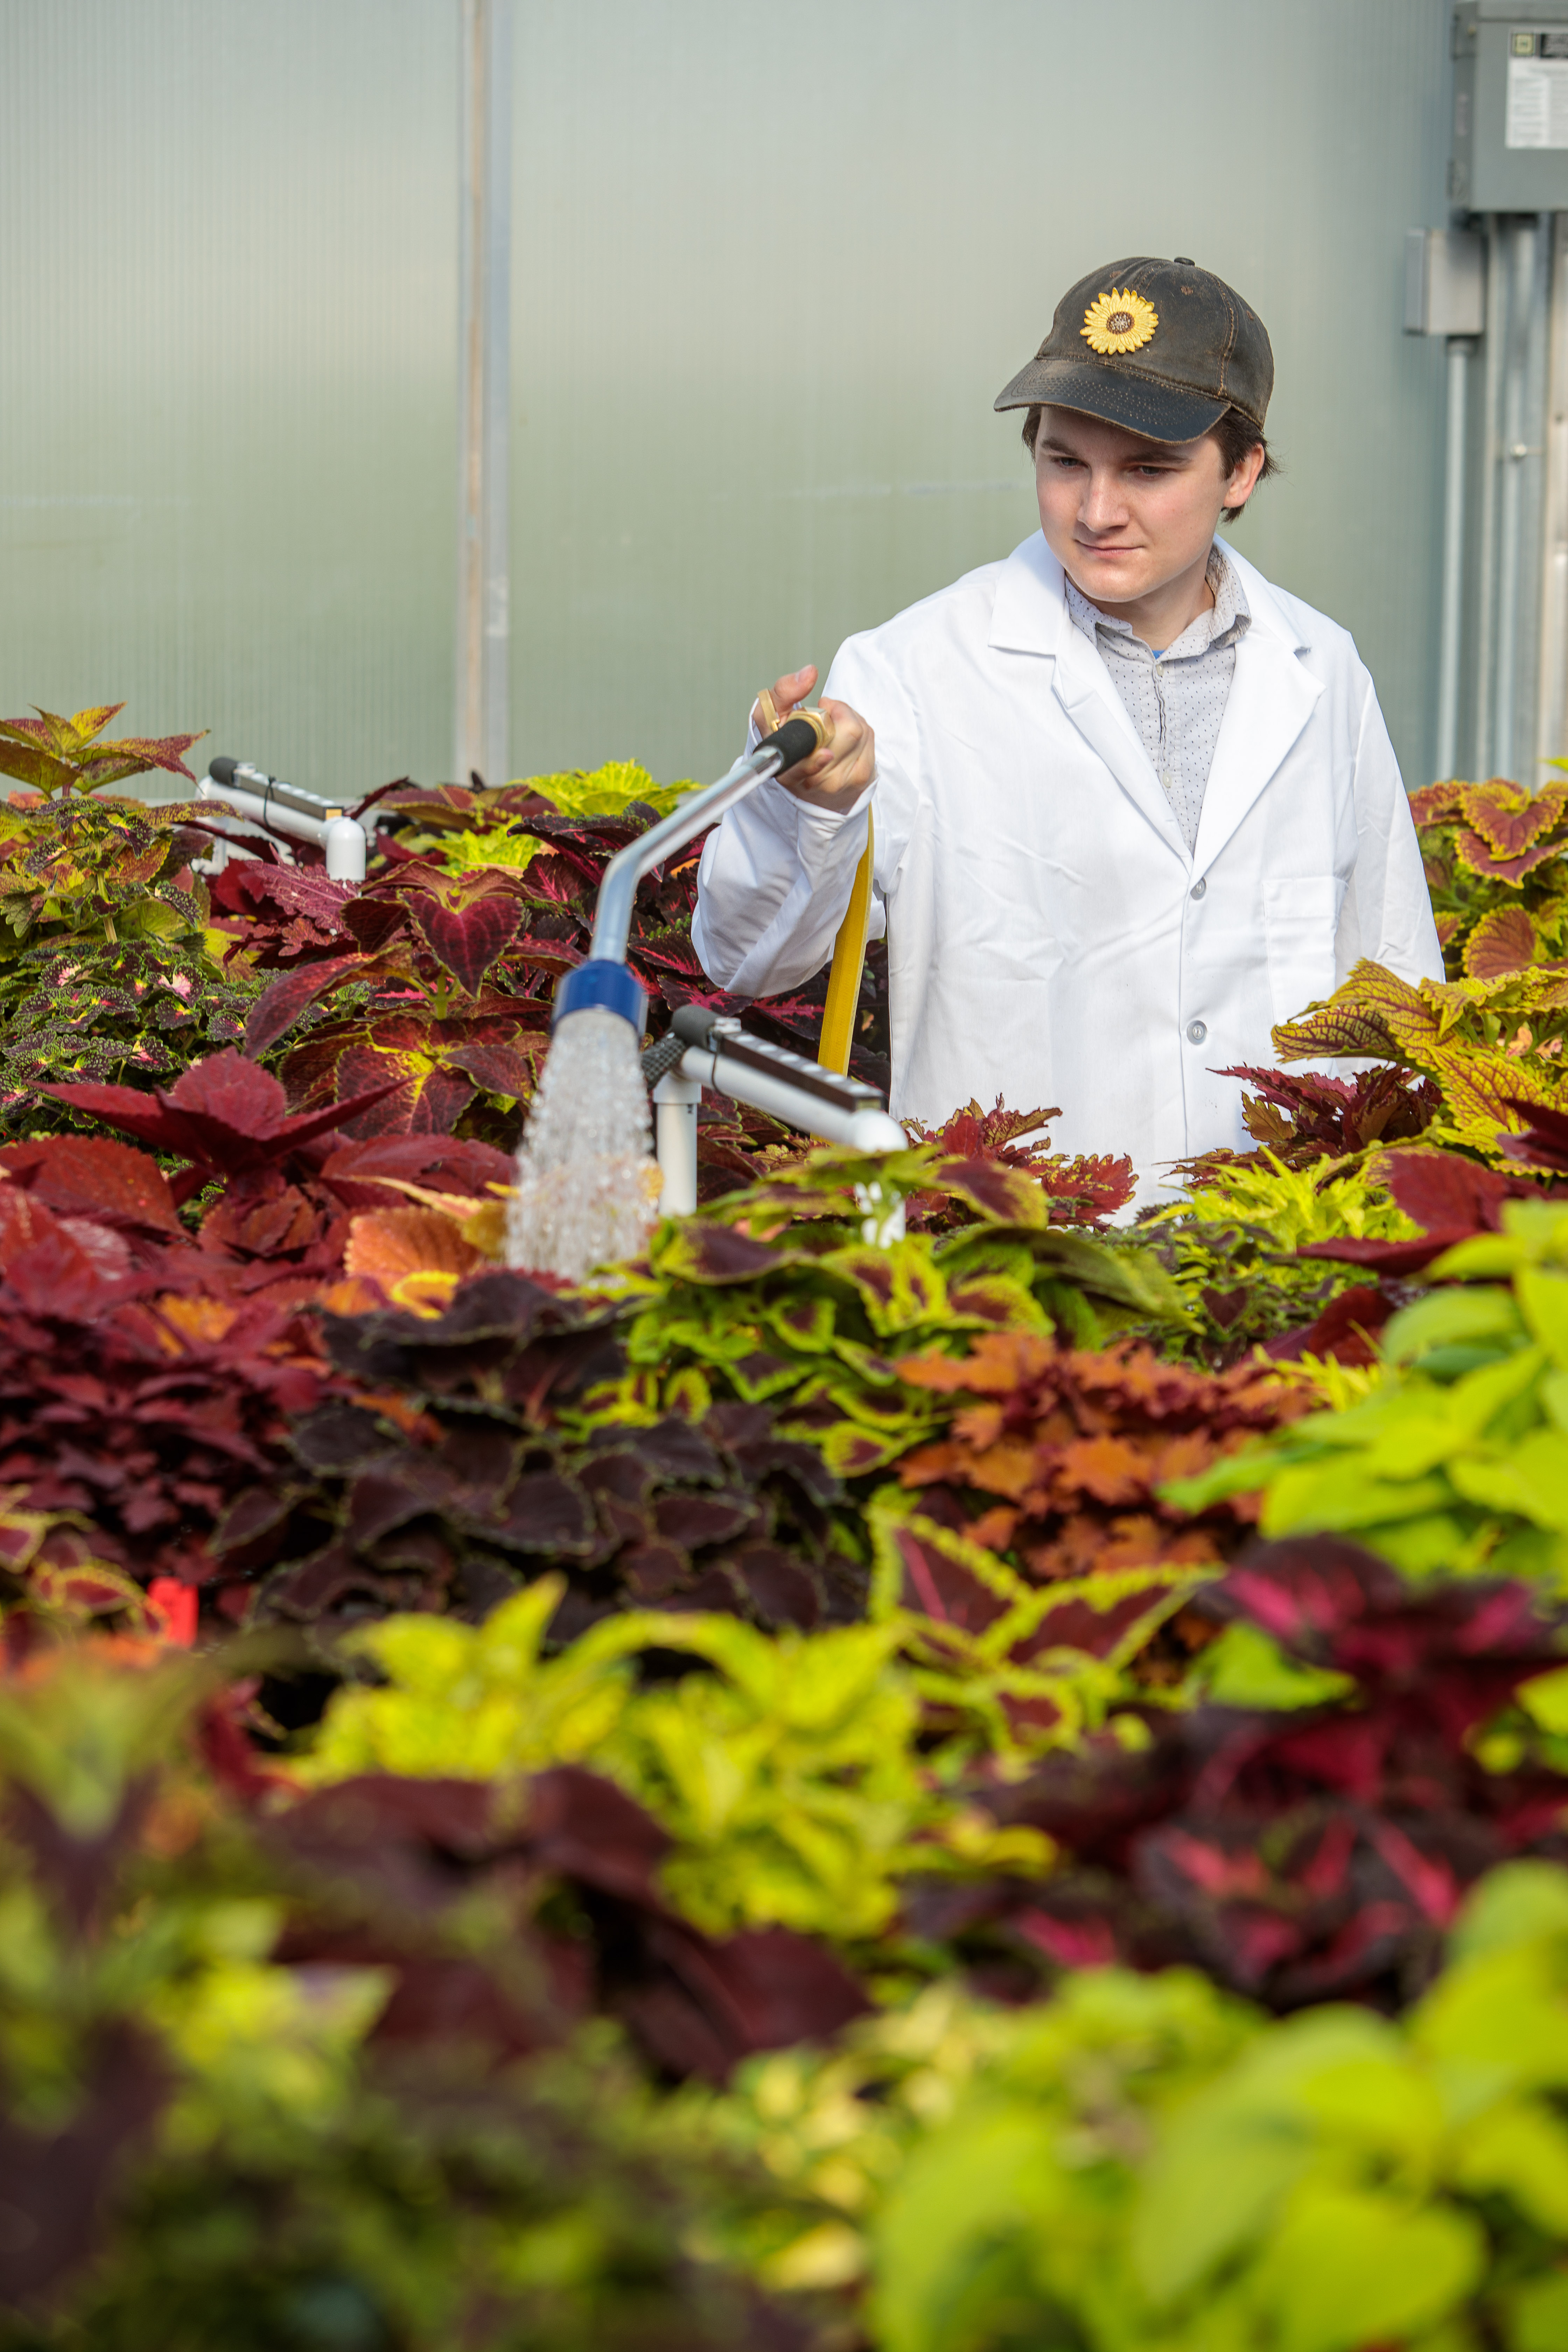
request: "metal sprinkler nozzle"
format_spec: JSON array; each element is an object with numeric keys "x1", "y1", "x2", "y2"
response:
[{"x1": 549, "y1": 710, "x2": 832, "y2": 1034}]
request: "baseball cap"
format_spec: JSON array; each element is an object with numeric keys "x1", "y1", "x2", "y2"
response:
[{"x1": 994, "y1": 255, "x2": 1273, "y2": 444}]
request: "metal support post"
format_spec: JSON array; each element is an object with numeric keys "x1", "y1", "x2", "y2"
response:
[
  {"x1": 454, "y1": 0, "x2": 512, "y2": 790},
  {"x1": 1495, "y1": 218, "x2": 1538, "y2": 784}
]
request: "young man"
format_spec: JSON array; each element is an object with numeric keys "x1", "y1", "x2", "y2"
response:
[{"x1": 692, "y1": 255, "x2": 1442, "y2": 1202}]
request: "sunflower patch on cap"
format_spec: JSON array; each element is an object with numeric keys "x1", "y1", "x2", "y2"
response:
[{"x1": 1081, "y1": 287, "x2": 1158, "y2": 356}]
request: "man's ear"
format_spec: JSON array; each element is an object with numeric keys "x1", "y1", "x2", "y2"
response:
[{"x1": 1222, "y1": 440, "x2": 1267, "y2": 512}]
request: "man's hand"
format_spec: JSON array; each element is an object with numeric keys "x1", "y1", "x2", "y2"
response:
[{"x1": 754, "y1": 665, "x2": 875, "y2": 814}]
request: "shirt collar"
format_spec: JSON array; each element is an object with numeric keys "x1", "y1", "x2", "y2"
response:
[{"x1": 1063, "y1": 544, "x2": 1251, "y2": 659}]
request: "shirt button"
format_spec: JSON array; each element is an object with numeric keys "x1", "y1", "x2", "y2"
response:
[
  {"x1": 1186, "y1": 1019, "x2": 1208, "y2": 1044},
  {"x1": 1190, "y1": 877, "x2": 1206, "y2": 899}
]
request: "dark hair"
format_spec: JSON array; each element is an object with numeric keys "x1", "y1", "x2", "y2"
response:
[{"x1": 1021, "y1": 402, "x2": 1279, "y2": 523}]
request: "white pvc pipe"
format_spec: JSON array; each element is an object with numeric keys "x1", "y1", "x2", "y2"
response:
[
  {"x1": 1436, "y1": 337, "x2": 1470, "y2": 782},
  {"x1": 1475, "y1": 214, "x2": 1504, "y2": 778},
  {"x1": 1496, "y1": 219, "x2": 1538, "y2": 783},
  {"x1": 652, "y1": 1070, "x2": 701, "y2": 1216},
  {"x1": 197, "y1": 779, "x2": 368, "y2": 882}
]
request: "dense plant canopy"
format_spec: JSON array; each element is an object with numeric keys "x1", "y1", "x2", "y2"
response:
[{"x1": 5, "y1": 735, "x2": 1568, "y2": 2348}]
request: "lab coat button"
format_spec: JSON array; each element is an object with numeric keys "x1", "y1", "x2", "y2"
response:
[
  {"x1": 1186, "y1": 1019, "x2": 1208, "y2": 1044},
  {"x1": 1190, "y1": 877, "x2": 1206, "y2": 899}
]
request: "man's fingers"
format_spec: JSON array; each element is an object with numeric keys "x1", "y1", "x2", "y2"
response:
[{"x1": 770, "y1": 664, "x2": 817, "y2": 716}]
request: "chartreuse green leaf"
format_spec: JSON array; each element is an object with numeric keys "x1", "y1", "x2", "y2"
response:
[
  {"x1": 1510, "y1": 2271, "x2": 1568, "y2": 2351},
  {"x1": 1131, "y1": 2009, "x2": 1399, "y2": 2301},
  {"x1": 1255, "y1": 2183, "x2": 1484, "y2": 2352},
  {"x1": 1194, "y1": 1620, "x2": 1356, "y2": 1709},
  {"x1": 868, "y1": 2107, "x2": 1061, "y2": 2352}
]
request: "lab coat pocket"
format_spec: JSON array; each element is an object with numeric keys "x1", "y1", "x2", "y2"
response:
[{"x1": 1262, "y1": 875, "x2": 1343, "y2": 1029}]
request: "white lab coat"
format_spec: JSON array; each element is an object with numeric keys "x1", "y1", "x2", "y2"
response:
[{"x1": 692, "y1": 531, "x2": 1443, "y2": 1205}]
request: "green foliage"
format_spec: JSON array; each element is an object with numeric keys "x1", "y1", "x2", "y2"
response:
[
  {"x1": 1167, "y1": 1197, "x2": 1568, "y2": 1587},
  {"x1": 588, "y1": 1145, "x2": 1189, "y2": 1477},
  {"x1": 385, "y1": 760, "x2": 692, "y2": 875},
  {"x1": 1144, "y1": 1149, "x2": 1417, "y2": 1358},
  {"x1": 0, "y1": 936, "x2": 258, "y2": 1133},
  {"x1": 0, "y1": 702, "x2": 203, "y2": 800},
  {"x1": 0, "y1": 779, "x2": 254, "y2": 1130},
  {"x1": 301, "y1": 1580, "x2": 1058, "y2": 1942},
  {"x1": 710, "y1": 1862, "x2": 1568, "y2": 2351},
  {"x1": 0, "y1": 1639, "x2": 816, "y2": 2351}
]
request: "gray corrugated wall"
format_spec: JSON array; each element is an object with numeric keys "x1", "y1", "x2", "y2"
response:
[{"x1": 1, "y1": 0, "x2": 1453, "y2": 800}]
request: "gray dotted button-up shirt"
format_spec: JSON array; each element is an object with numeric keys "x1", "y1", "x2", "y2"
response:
[{"x1": 1063, "y1": 545, "x2": 1251, "y2": 854}]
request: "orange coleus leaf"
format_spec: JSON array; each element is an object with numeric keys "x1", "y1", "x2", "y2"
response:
[
  {"x1": 897, "y1": 1329, "x2": 1055, "y2": 1395},
  {"x1": 344, "y1": 1207, "x2": 482, "y2": 1292},
  {"x1": 1054, "y1": 1434, "x2": 1150, "y2": 1505}
]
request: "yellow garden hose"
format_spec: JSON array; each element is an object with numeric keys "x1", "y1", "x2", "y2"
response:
[{"x1": 819, "y1": 816, "x2": 874, "y2": 1074}]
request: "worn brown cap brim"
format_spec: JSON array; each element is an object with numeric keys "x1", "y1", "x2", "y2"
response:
[{"x1": 994, "y1": 357, "x2": 1228, "y2": 445}]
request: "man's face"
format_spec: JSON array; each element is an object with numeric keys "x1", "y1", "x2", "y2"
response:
[{"x1": 1033, "y1": 405, "x2": 1245, "y2": 610}]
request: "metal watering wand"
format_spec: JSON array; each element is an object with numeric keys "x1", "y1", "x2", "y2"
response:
[{"x1": 505, "y1": 708, "x2": 906, "y2": 1281}]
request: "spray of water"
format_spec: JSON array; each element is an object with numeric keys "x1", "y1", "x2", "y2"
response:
[{"x1": 505, "y1": 1006, "x2": 661, "y2": 1282}]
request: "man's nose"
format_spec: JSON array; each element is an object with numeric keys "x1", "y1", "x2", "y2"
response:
[{"x1": 1078, "y1": 470, "x2": 1127, "y2": 534}]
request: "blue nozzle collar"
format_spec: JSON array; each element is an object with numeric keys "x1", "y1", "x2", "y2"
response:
[{"x1": 552, "y1": 957, "x2": 649, "y2": 1035}]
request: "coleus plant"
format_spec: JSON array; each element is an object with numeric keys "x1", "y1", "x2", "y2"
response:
[
  {"x1": 35, "y1": 1047, "x2": 512, "y2": 1293},
  {"x1": 589, "y1": 1144, "x2": 1188, "y2": 1478},
  {"x1": 296, "y1": 1581, "x2": 1055, "y2": 1946},
  {"x1": 1196, "y1": 1060, "x2": 1441, "y2": 1172},
  {"x1": 916, "y1": 1533, "x2": 1568, "y2": 2019},
  {"x1": 0, "y1": 700, "x2": 204, "y2": 798},
  {"x1": 1140, "y1": 1147, "x2": 1420, "y2": 1366},
  {"x1": 1413, "y1": 771, "x2": 1568, "y2": 978},
  {"x1": 220, "y1": 770, "x2": 891, "y2": 1142},
  {"x1": 1272, "y1": 954, "x2": 1568, "y2": 1160},
  {"x1": 216, "y1": 1269, "x2": 868, "y2": 1651},
  {"x1": 900, "y1": 1096, "x2": 1135, "y2": 1229},
  {"x1": 0, "y1": 936, "x2": 259, "y2": 1137}
]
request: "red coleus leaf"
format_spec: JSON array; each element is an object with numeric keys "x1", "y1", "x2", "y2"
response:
[
  {"x1": 410, "y1": 890, "x2": 525, "y2": 995},
  {"x1": 1497, "y1": 1098, "x2": 1568, "y2": 1174},
  {"x1": 40, "y1": 1049, "x2": 406, "y2": 1176},
  {"x1": 321, "y1": 1133, "x2": 514, "y2": 1197},
  {"x1": 244, "y1": 953, "x2": 367, "y2": 1057},
  {"x1": 1384, "y1": 1148, "x2": 1519, "y2": 1233},
  {"x1": 1264, "y1": 1285, "x2": 1393, "y2": 1368},
  {"x1": 329, "y1": 1047, "x2": 474, "y2": 1141},
  {"x1": 0, "y1": 1136, "x2": 183, "y2": 1235},
  {"x1": 342, "y1": 896, "x2": 413, "y2": 955}
]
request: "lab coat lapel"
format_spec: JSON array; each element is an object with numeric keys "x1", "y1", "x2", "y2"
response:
[
  {"x1": 988, "y1": 534, "x2": 1188, "y2": 863},
  {"x1": 1192, "y1": 550, "x2": 1324, "y2": 876}
]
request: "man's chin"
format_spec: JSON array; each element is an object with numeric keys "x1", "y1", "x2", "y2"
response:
[{"x1": 1062, "y1": 558, "x2": 1154, "y2": 608}]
